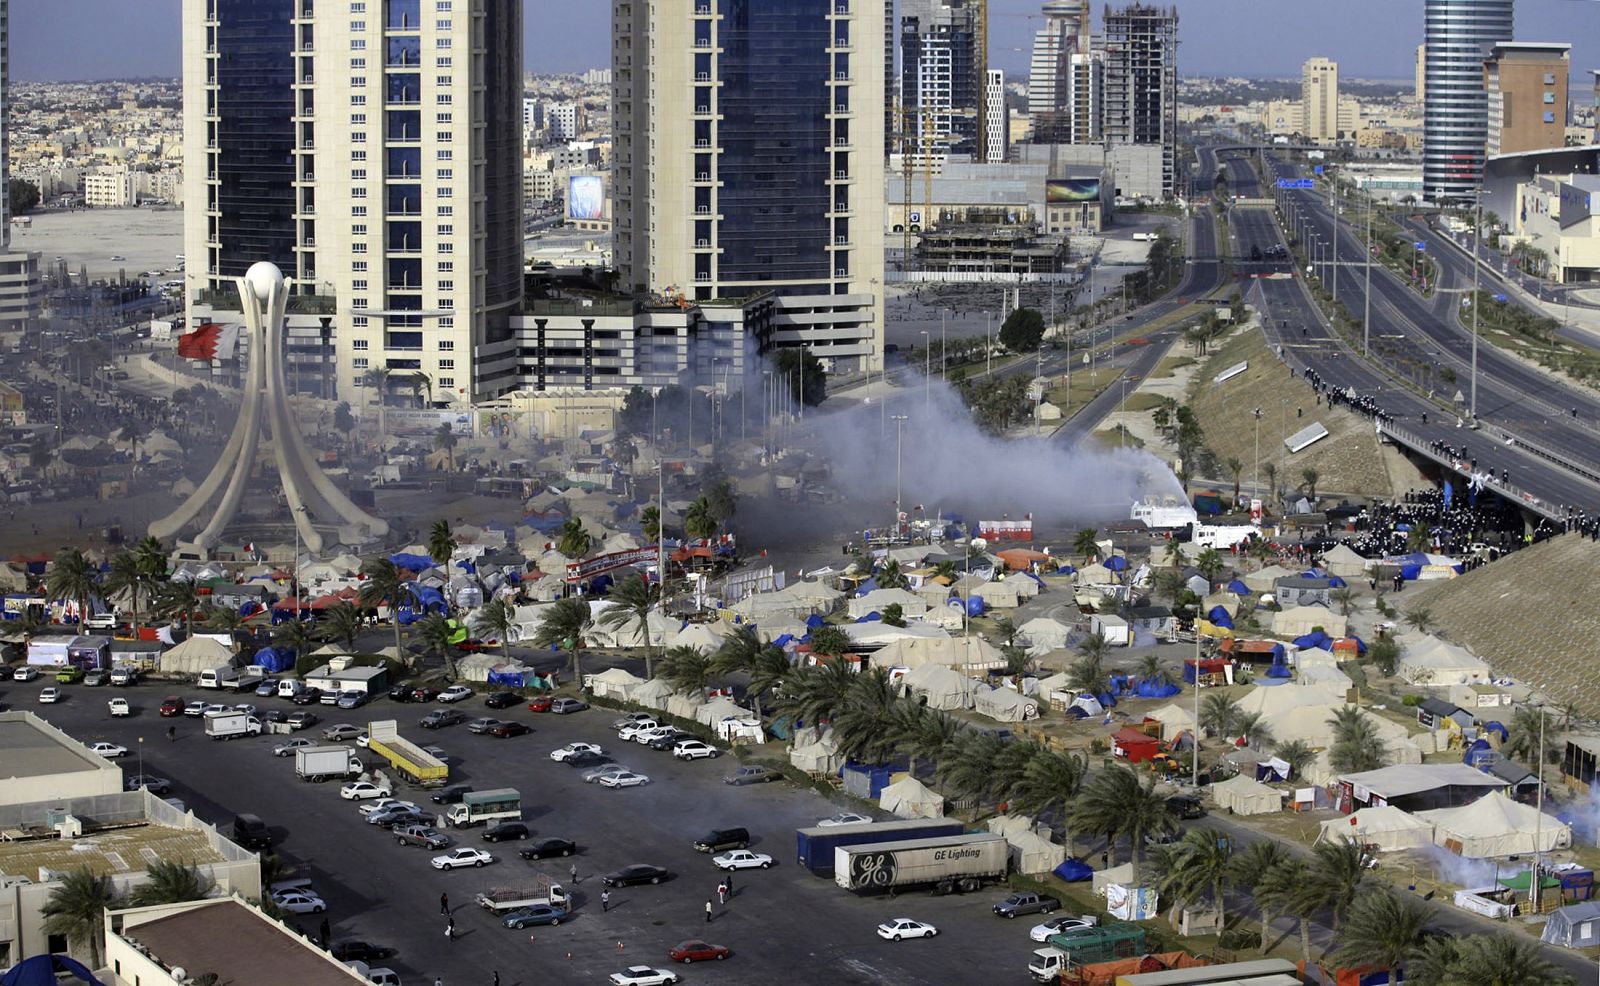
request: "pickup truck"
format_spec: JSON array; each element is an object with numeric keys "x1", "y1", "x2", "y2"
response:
[
  {"x1": 395, "y1": 824, "x2": 451, "y2": 849},
  {"x1": 993, "y1": 890, "x2": 1061, "y2": 919},
  {"x1": 474, "y1": 877, "x2": 568, "y2": 913}
]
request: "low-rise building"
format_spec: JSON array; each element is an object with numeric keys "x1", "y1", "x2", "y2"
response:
[
  {"x1": 1511, "y1": 172, "x2": 1600, "y2": 283},
  {"x1": 0, "y1": 709, "x2": 125, "y2": 804},
  {"x1": 82, "y1": 165, "x2": 135, "y2": 208},
  {"x1": 106, "y1": 897, "x2": 367, "y2": 986}
]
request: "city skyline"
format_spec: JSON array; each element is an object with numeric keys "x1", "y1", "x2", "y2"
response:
[{"x1": 14, "y1": 0, "x2": 1600, "y2": 83}]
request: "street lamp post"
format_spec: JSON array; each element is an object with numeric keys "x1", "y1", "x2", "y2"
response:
[
  {"x1": 1252, "y1": 407, "x2": 1262, "y2": 504},
  {"x1": 919, "y1": 331, "x2": 930, "y2": 414},
  {"x1": 1470, "y1": 189, "x2": 1482, "y2": 420},
  {"x1": 1364, "y1": 190, "x2": 1373, "y2": 356},
  {"x1": 891, "y1": 415, "x2": 908, "y2": 542}
]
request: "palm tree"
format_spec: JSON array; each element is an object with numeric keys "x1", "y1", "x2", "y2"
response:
[
  {"x1": 1162, "y1": 538, "x2": 1185, "y2": 568},
  {"x1": 1066, "y1": 653, "x2": 1105, "y2": 694},
  {"x1": 639, "y1": 504, "x2": 662, "y2": 541},
  {"x1": 1332, "y1": 586, "x2": 1356, "y2": 616},
  {"x1": 1072, "y1": 528, "x2": 1102, "y2": 564},
  {"x1": 117, "y1": 419, "x2": 148, "y2": 478},
  {"x1": 469, "y1": 598, "x2": 518, "y2": 666},
  {"x1": 428, "y1": 519, "x2": 456, "y2": 566},
  {"x1": 1068, "y1": 766, "x2": 1177, "y2": 881},
  {"x1": 890, "y1": 701, "x2": 961, "y2": 777},
  {"x1": 1228, "y1": 840, "x2": 1292, "y2": 953},
  {"x1": 530, "y1": 597, "x2": 593, "y2": 680},
  {"x1": 317, "y1": 602, "x2": 364, "y2": 652},
  {"x1": 1328, "y1": 706, "x2": 1388, "y2": 772},
  {"x1": 556, "y1": 518, "x2": 591, "y2": 559},
  {"x1": 1152, "y1": 569, "x2": 1188, "y2": 609},
  {"x1": 415, "y1": 611, "x2": 462, "y2": 680},
  {"x1": 932, "y1": 560, "x2": 958, "y2": 583},
  {"x1": 133, "y1": 535, "x2": 167, "y2": 581},
  {"x1": 832, "y1": 668, "x2": 902, "y2": 764},
  {"x1": 1009, "y1": 748, "x2": 1087, "y2": 851},
  {"x1": 41, "y1": 867, "x2": 118, "y2": 967},
  {"x1": 357, "y1": 558, "x2": 410, "y2": 666},
  {"x1": 876, "y1": 559, "x2": 908, "y2": 590},
  {"x1": 938, "y1": 731, "x2": 1008, "y2": 804},
  {"x1": 1225, "y1": 457, "x2": 1243, "y2": 506},
  {"x1": 599, "y1": 571, "x2": 662, "y2": 677},
  {"x1": 1305, "y1": 837, "x2": 1369, "y2": 930},
  {"x1": 102, "y1": 550, "x2": 145, "y2": 634},
  {"x1": 1256, "y1": 856, "x2": 1318, "y2": 965},
  {"x1": 659, "y1": 644, "x2": 717, "y2": 694},
  {"x1": 155, "y1": 579, "x2": 202, "y2": 631},
  {"x1": 273, "y1": 617, "x2": 317, "y2": 660},
  {"x1": 1300, "y1": 467, "x2": 1319, "y2": 503},
  {"x1": 1329, "y1": 887, "x2": 1431, "y2": 985},
  {"x1": 1076, "y1": 631, "x2": 1110, "y2": 664},
  {"x1": 1500, "y1": 705, "x2": 1559, "y2": 766},
  {"x1": 1273, "y1": 739, "x2": 1316, "y2": 779},
  {"x1": 808, "y1": 624, "x2": 851, "y2": 658},
  {"x1": 204, "y1": 605, "x2": 248, "y2": 636},
  {"x1": 363, "y1": 365, "x2": 394, "y2": 446},
  {"x1": 774, "y1": 658, "x2": 856, "y2": 726},
  {"x1": 1263, "y1": 462, "x2": 1278, "y2": 501},
  {"x1": 1194, "y1": 547, "x2": 1226, "y2": 585},
  {"x1": 1234, "y1": 710, "x2": 1274, "y2": 751},
  {"x1": 1200, "y1": 692, "x2": 1240, "y2": 738},
  {"x1": 432, "y1": 422, "x2": 458, "y2": 472},
  {"x1": 1415, "y1": 932, "x2": 1575, "y2": 986},
  {"x1": 1155, "y1": 827, "x2": 1233, "y2": 929},
  {"x1": 684, "y1": 496, "x2": 719, "y2": 540},
  {"x1": 1136, "y1": 653, "x2": 1171, "y2": 685},
  {"x1": 46, "y1": 548, "x2": 99, "y2": 629},
  {"x1": 128, "y1": 859, "x2": 213, "y2": 906}
]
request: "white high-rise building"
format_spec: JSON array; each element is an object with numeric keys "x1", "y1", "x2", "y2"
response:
[
  {"x1": 547, "y1": 102, "x2": 578, "y2": 141},
  {"x1": 984, "y1": 68, "x2": 1009, "y2": 163},
  {"x1": 0, "y1": 0, "x2": 41, "y2": 333},
  {"x1": 612, "y1": 0, "x2": 885, "y2": 373},
  {"x1": 183, "y1": 0, "x2": 524, "y2": 405},
  {"x1": 1027, "y1": 0, "x2": 1089, "y2": 125},
  {"x1": 1301, "y1": 57, "x2": 1340, "y2": 143}
]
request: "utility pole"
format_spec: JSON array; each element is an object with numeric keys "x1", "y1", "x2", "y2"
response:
[
  {"x1": 1252, "y1": 407, "x2": 1262, "y2": 503},
  {"x1": 920, "y1": 330, "x2": 930, "y2": 413},
  {"x1": 1364, "y1": 190, "x2": 1373, "y2": 356},
  {"x1": 1470, "y1": 189, "x2": 1482, "y2": 421},
  {"x1": 892, "y1": 415, "x2": 908, "y2": 543}
]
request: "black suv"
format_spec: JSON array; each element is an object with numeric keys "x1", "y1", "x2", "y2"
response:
[
  {"x1": 1166, "y1": 796, "x2": 1207, "y2": 820},
  {"x1": 483, "y1": 821, "x2": 531, "y2": 843},
  {"x1": 693, "y1": 827, "x2": 750, "y2": 853}
]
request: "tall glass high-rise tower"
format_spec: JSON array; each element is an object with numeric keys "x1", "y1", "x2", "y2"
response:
[{"x1": 1423, "y1": 0, "x2": 1514, "y2": 203}]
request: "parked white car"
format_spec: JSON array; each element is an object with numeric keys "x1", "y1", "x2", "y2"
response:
[
  {"x1": 597, "y1": 771, "x2": 650, "y2": 789},
  {"x1": 272, "y1": 738, "x2": 316, "y2": 757},
  {"x1": 271, "y1": 889, "x2": 328, "y2": 914},
  {"x1": 1028, "y1": 916, "x2": 1097, "y2": 942},
  {"x1": 431, "y1": 847, "x2": 494, "y2": 870},
  {"x1": 711, "y1": 849, "x2": 772, "y2": 871},
  {"x1": 608, "y1": 967, "x2": 680, "y2": 986},
  {"x1": 877, "y1": 918, "x2": 937, "y2": 940},
  {"x1": 818, "y1": 812, "x2": 871, "y2": 827},
  {"x1": 340, "y1": 781, "x2": 393, "y2": 801},
  {"x1": 88, "y1": 742, "x2": 129, "y2": 758},
  {"x1": 357, "y1": 798, "x2": 416, "y2": 817},
  {"x1": 107, "y1": 698, "x2": 131, "y2": 717},
  {"x1": 583, "y1": 764, "x2": 632, "y2": 784},
  {"x1": 672, "y1": 740, "x2": 719, "y2": 761},
  {"x1": 617, "y1": 719, "x2": 660, "y2": 742},
  {"x1": 437, "y1": 685, "x2": 474, "y2": 703},
  {"x1": 38, "y1": 687, "x2": 61, "y2": 704},
  {"x1": 550, "y1": 742, "x2": 604, "y2": 762}
]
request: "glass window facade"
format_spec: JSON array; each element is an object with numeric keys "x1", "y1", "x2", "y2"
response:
[
  {"x1": 214, "y1": 0, "x2": 297, "y2": 279},
  {"x1": 716, "y1": 0, "x2": 832, "y2": 283}
]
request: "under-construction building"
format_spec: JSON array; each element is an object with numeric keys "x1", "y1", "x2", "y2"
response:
[
  {"x1": 1026, "y1": 0, "x2": 1098, "y2": 145},
  {"x1": 1102, "y1": 3, "x2": 1178, "y2": 198},
  {"x1": 899, "y1": 1, "x2": 984, "y2": 157}
]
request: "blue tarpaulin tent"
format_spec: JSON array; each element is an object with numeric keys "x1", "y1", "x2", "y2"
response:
[
  {"x1": 1483, "y1": 720, "x2": 1509, "y2": 741},
  {"x1": 1103, "y1": 556, "x2": 1128, "y2": 572},
  {"x1": 1056, "y1": 563, "x2": 1076, "y2": 574},
  {"x1": 1226, "y1": 579, "x2": 1250, "y2": 595},
  {"x1": 389, "y1": 552, "x2": 435, "y2": 573},
  {"x1": 1134, "y1": 678, "x2": 1181, "y2": 698},
  {"x1": 1293, "y1": 631, "x2": 1332, "y2": 651},
  {"x1": 855, "y1": 612, "x2": 882, "y2": 623},
  {"x1": 1266, "y1": 662, "x2": 1292, "y2": 678},
  {"x1": 1, "y1": 955, "x2": 105, "y2": 986},
  {"x1": 254, "y1": 646, "x2": 295, "y2": 672},
  {"x1": 805, "y1": 614, "x2": 826, "y2": 628},
  {"x1": 1462, "y1": 737, "x2": 1496, "y2": 767},
  {"x1": 1206, "y1": 606, "x2": 1234, "y2": 629},
  {"x1": 1053, "y1": 859, "x2": 1094, "y2": 882},
  {"x1": 853, "y1": 578, "x2": 879, "y2": 598}
]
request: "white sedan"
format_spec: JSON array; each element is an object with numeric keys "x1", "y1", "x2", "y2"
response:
[
  {"x1": 712, "y1": 849, "x2": 772, "y2": 871},
  {"x1": 357, "y1": 798, "x2": 416, "y2": 817},
  {"x1": 437, "y1": 685, "x2": 474, "y2": 703},
  {"x1": 340, "y1": 781, "x2": 394, "y2": 801},
  {"x1": 107, "y1": 698, "x2": 131, "y2": 717},
  {"x1": 617, "y1": 720, "x2": 660, "y2": 741},
  {"x1": 550, "y1": 742, "x2": 603, "y2": 762},
  {"x1": 597, "y1": 771, "x2": 650, "y2": 789},
  {"x1": 270, "y1": 889, "x2": 327, "y2": 914},
  {"x1": 818, "y1": 812, "x2": 871, "y2": 827},
  {"x1": 608, "y1": 967, "x2": 680, "y2": 986},
  {"x1": 632, "y1": 725, "x2": 677, "y2": 746},
  {"x1": 88, "y1": 742, "x2": 129, "y2": 759},
  {"x1": 272, "y1": 738, "x2": 315, "y2": 757},
  {"x1": 877, "y1": 918, "x2": 938, "y2": 941},
  {"x1": 1029, "y1": 916, "x2": 1096, "y2": 943},
  {"x1": 583, "y1": 763, "x2": 632, "y2": 784},
  {"x1": 431, "y1": 847, "x2": 495, "y2": 870},
  {"x1": 672, "y1": 740, "x2": 719, "y2": 761},
  {"x1": 38, "y1": 687, "x2": 61, "y2": 704}
]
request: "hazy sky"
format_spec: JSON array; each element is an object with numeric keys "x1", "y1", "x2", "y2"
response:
[{"x1": 13, "y1": 1, "x2": 1600, "y2": 83}]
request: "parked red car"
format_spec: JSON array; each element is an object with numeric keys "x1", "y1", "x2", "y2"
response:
[
  {"x1": 489, "y1": 721, "x2": 531, "y2": 738},
  {"x1": 526, "y1": 695, "x2": 552, "y2": 713},
  {"x1": 159, "y1": 696, "x2": 184, "y2": 717},
  {"x1": 668, "y1": 940, "x2": 731, "y2": 963}
]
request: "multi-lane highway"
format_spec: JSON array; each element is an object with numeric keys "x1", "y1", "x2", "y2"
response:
[{"x1": 1219, "y1": 150, "x2": 1597, "y2": 519}]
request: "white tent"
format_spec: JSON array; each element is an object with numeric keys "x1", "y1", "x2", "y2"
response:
[
  {"x1": 1144, "y1": 702, "x2": 1197, "y2": 742},
  {"x1": 159, "y1": 635, "x2": 235, "y2": 674},
  {"x1": 972, "y1": 582, "x2": 1022, "y2": 609},
  {"x1": 1211, "y1": 775, "x2": 1283, "y2": 816},
  {"x1": 670, "y1": 621, "x2": 730, "y2": 654},
  {"x1": 871, "y1": 636, "x2": 1006, "y2": 671},
  {"x1": 789, "y1": 727, "x2": 844, "y2": 775},
  {"x1": 1319, "y1": 544, "x2": 1371, "y2": 578},
  {"x1": 1019, "y1": 617, "x2": 1073, "y2": 657},
  {"x1": 973, "y1": 684, "x2": 1040, "y2": 722},
  {"x1": 879, "y1": 776, "x2": 945, "y2": 818},
  {"x1": 899, "y1": 664, "x2": 977, "y2": 710},
  {"x1": 695, "y1": 695, "x2": 750, "y2": 727},
  {"x1": 1397, "y1": 635, "x2": 1491, "y2": 686},
  {"x1": 1243, "y1": 564, "x2": 1297, "y2": 592},
  {"x1": 986, "y1": 816, "x2": 1067, "y2": 875},
  {"x1": 1297, "y1": 665, "x2": 1354, "y2": 692},
  {"x1": 666, "y1": 689, "x2": 705, "y2": 721},
  {"x1": 1317, "y1": 806, "x2": 1433, "y2": 852},
  {"x1": 632, "y1": 677, "x2": 675, "y2": 711},
  {"x1": 1003, "y1": 571, "x2": 1041, "y2": 599},
  {"x1": 1272, "y1": 604, "x2": 1347, "y2": 639},
  {"x1": 847, "y1": 588, "x2": 929, "y2": 620},
  {"x1": 844, "y1": 622, "x2": 950, "y2": 649},
  {"x1": 1417, "y1": 791, "x2": 1572, "y2": 858},
  {"x1": 588, "y1": 667, "x2": 644, "y2": 701}
]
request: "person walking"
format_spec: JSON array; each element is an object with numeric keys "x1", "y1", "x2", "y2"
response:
[
  {"x1": 716, "y1": 882, "x2": 728, "y2": 905},
  {"x1": 492, "y1": 974, "x2": 499, "y2": 986},
  {"x1": 705, "y1": 900, "x2": 713, "y2": 924},
  {"x1": 601, "y1": 890, "x2": 610, "y2": 913},
  {"x1": 569, "y1": 862, "x2": 578, "y2": 885},
  {"x1": 439, "y1": 892, "x2": 449, "y2": 915},
  {"x1": 319, "y1": 917, "x2": 330, "y2": 944},
  {"x1": 167, "y1": 725, "x2": 175, "y2": 742},
  {"x1": 445, "y1": 914, "x2": 455, "y2": 942}
]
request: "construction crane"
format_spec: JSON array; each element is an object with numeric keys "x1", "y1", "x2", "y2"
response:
[{"x1": 893, "y1": 103, "x2": 975, "y2": 263}]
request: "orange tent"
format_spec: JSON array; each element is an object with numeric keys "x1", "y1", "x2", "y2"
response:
[
  {"x1": 996, "y1": 548, "x2": 1051, "y2": 571},
  {"x1": 1063, "y1": 952, "x2": 1209, "y2": 986}
]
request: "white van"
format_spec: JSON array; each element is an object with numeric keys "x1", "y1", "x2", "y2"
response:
[{"x1": 277, "y1": 679, "x2": 305, "y2": 699}]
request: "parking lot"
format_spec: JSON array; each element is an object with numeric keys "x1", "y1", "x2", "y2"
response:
[{"x1": 6, "y1": 675, "x2": 1037, "y2": 985}]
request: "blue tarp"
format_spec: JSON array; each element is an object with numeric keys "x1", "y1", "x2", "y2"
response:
[
  {"x1": 397, "y1": 583, "x2": 448, "y2": 624},
  {"x1": 1484, "y1": 720, "x2": 1509, "y2": 740},
  {"x1": 1293, "y1": 631, "x2": 1332, "y2": 651},
  {"x1": 853, "y1": 578, "x2": 879, "y2": 598},
  {"x1": 1094, "y1": 691, "x2": 1117, "y2": 708},
  {"x1": 1053, "y1": 859, "x2": 1095, "y2": 882},
  {"x1": 1056, "y1": 564, "x2": 1076, "y2": 574},
  {"x1": 805, "y1": 614, "x2": 826, "y2": 628},
  {"x1": 772, "y1": 634, "x2": 794, "y2": 649},
  {"x1": 1103, "y1": 556, "x2": 1128, "y2": 571},
  {"x1": 1327, "y1": 575, "x2": 1348, "y2": 588},
  {"x1": 487, "y1": 668, "x2": 527, "y2": 688},
  {"x1": 389, "y1": 552, "x2": 435, "y2": 573},
  {"x1": 1265, "y1": 663, "x2": 1292, "y2": 678},
  {"x1": 1206, "y1": 606, "x2": 1234, "y2": 629},
  {"x1": 1134, "y1": 678, "x2": 1181, "y2": 698},
  {"x1": 964, "y1": 596, "x2": 986, "y2": 617},
  {"x1": 254, "y1": 646, "x2": 295, "y2": 672},
  {"x1": 855, "y1": 612, "x2": 882, "y2": 623},
  {"x1": 1, "y1": 955, "x2": 106, "y2": 986},
  {"x1": 1107, "y1": 674, "x2": 1130, "y2": 696},
  {"x1": 1463, "y1": 737, "x2": 1495, "y2": 767},
  {"x1": 1345, "y1": 634, "x2": 1368, "y2": 654},
  {"x1": 1226, "y1": 579, "x2": 1251, "y2": 595}
]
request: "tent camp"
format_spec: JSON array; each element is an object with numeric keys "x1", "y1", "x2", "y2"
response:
[
  {"x1": 1210, "y1": 775, "x2": 1283, "y2": 816},
  {"x1": 1144, "y1": 702, "x2": 1197, "y2": 742},
  {"x1": 588, "y1": 667, "x2": 644, "y2": 701},
  {"x1": 986, "y1": 815, "x2": 1067, "y2": 875},
  {"x1": 899, "y1": 664, "x2": 977, "y2": 710},
  {"x1": 1019, "y1": 617, "x2": 1073, "y2": 657},
  {"x1": 1319, "y1": 544, "x2": 1371, "y2": 578},
  {"x1": 159, "y1": 635, "x2": 235, "y2": 674},
  {"x1": 1418, "y1": 791, "x2": 1571, "y2": 858},
  {"x1": 1317, "y1": 806, "x2": 1433, "y2": 852},
  {"x1": 847, "y1": 588, "x2": 928, "y2": 620},
  {"x1": 1542, "y1": 902, "x2": 1600, "y2": 949},
  {"x1": 632, "y1": 677, "x2": 675, "y2": 711},
  {"x1": 844, "y1": 621, "x2": 950, "y2": 650},
  {"x1": 665, "y1": 689, "x2": 705, "y2": 721},
  {"x1": 789, "y1": 727, "x2": 844, "y2": 775},
  {"x1": 879, "y1": 776, "x2": 945, "y2": 818},
  {"x1": 1243, "y1": 565, "x2": 1297, "y2": 593},
  {"x1": 670, "y1": 620, "x2": 730, "y2": 654},
  {"x1": 1397, "y1": 635, "x2": 1491, "y2": 686},
  {"x1": 1271, "y1": 604, "x2": 1347, "y2": 639},
  {"x1": 973, "y1": 684, "x2": 1040, "y2": 721},
  {"x1": 695, "y1": 695, "x2": 750, "y2": 727},
  {"x1": 871, "y1": 635, "x2": 1006, "y2": 671}
]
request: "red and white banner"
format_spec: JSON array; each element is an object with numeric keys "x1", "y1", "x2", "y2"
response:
[{"x1": 977, "y1": 518, "x2": 1033, "y2": 542}]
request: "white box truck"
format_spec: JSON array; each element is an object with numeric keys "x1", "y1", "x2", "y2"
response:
[
  {"x1": 295, "y1": 746, "x2": 362, "y2": 782},
  {"x1": 204, "y1": 710, "x2": 262, "y2": 740},
  {"x1": 833, "y1": 832, "x2": 1008, "y2": 894}
]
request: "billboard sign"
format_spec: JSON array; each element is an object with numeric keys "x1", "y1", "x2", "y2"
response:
[
  {"x1": 565, "y1": 545, "x2": 661, "y2": 583},
  {"x1": 976, "y1": 518, "x2": 1033, "y2": 542},
  {"x1": 1046, "y1": 178, "x2": 1101, "y2": 203},
  {"x1": 567, "y1": 174, "x2": 605, "y2": 221},
  {"x1": 385, "y1": 409, "x2": 473, "y2": 437}
]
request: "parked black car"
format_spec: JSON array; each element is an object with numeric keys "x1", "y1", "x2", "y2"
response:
[
  {"x1": 483, "y1": 822, "x2": 531, "y2": 843},
  {"x1": 388, "y1": 682, "x2": 418, "y2": 702},
  {"x1": 1166, "y1": 796, "x2": 1207, "y2": 820},
  {"x1": 602, "y1": 864, "x2": 672, "y2": 888},
  {"x1": 562, "y1": 750, "x2": 613, "y2": 769},
  {"x1": 647, "y1": 730, "x2": 697, "y2": 751},
  {"x1": 518, "y1": 837, "x2": 577, "y2": 860},
  {"x1": 483, "y1": 691, "x2": 520, "y2": 709},
  {"x1": 329, "y1": 940, "x2": 394, "y2": 963},
  {"x1": 430, "y1": 784, "x2": 473, "y2": 805}
]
